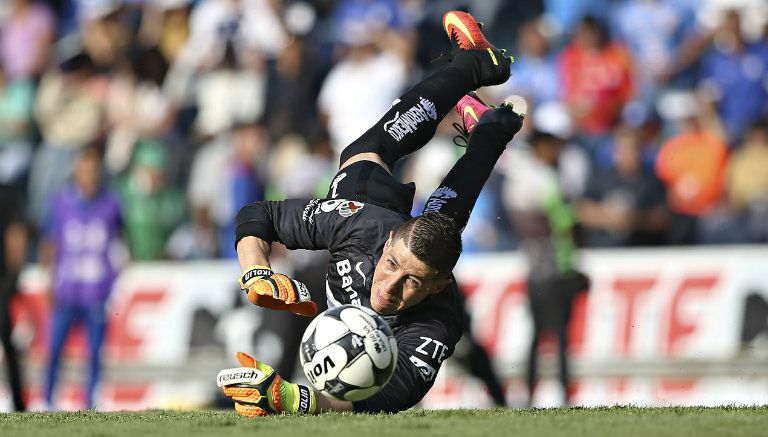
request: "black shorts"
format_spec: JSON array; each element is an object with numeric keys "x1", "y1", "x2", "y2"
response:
[{"x1": 325, "y1": 161, "x2": 415, "y2": 217}]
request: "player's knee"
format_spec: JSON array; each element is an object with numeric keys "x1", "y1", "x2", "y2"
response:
[{"x1": 338, "y1": 152, "x2": 390, "y2": 173}]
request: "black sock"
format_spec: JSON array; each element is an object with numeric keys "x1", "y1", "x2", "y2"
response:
[
  {"x1": 339, "y1": 66, "x2": 475, "y2": 169},
  {"x1": 421, "y1": 128, "x2": 506, "y2": 229}
]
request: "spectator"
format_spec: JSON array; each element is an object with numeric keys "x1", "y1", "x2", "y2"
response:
[
  {"x1": 697, "y1": 0, "x2": 768, "y2": 41},
  {"x1": 263, "y1": 36, "x2": 324, "y2": 141},
  {"x1": 331, "y1": 0, "x2": 405, "y2": 35},
  {"x1": 559, "y1": 16, "x2": 635, "y2": 147},
  {"x1": 137, "y1": 0, "x2": 192, "y2": 65},
  {"x1": 531, "y1": 101, "x2": 591, "y2": 202},
  {"x1": 0, "y1": 62, "x2": 36, "y2": 190},
  {"x1": 503, "y1": 130, "x2": 587, "y2": 407},
  {"x1": 609, "y1": 0, "x2": 696, "y2": 103},
  {"x1": 42, "y1": 146, "x2": 123, "y2": 410},
  {"x1": 0, "y1": 185, "x2": 27, "y2": 412},
  {"x1": 187, "y1": 121, "x2": 267, "y2": 259},
  {"x1": 117, "y1": 140, "x2": 185, "y2": 260},
  {"x1": 267, "y1": 127, "x2": 335, "y2": 200},
  {"x1": 171, "y1": 0, "x2": 238, "y2": 75},
  {"x1": 489, "y1": 18, "x2": 560, "y2": 107},
  {"x1": 543, "y1": 0, "x2": 607, "y2": 40},
  {"x1": 482, "y1": 0, "x2": 545, "y2": 51},
  {"x1": 226, "y1": 0, "x2": 291, "y2": 60},
  {"x1": 28, "y1": 51, "x2": 107, "y2": 227},
  {"x1": 79, "y1": 1, "x2": 133, "y2": 72},
  {"x1": 105, "y1": 45, "x2": 175, "y2": 175},
  {"x1": 578, "y1": 124, "x2": 670, "y2": 247},
  {"x1": 318, "y1": 22, "x2": 409, "y2": 155},
  {"x1": 724, "y1": 120, "x2": 768, "y2": 241},
  {"x1": 193, "y1": 42, "x2": 265, "y2": 140},
  {"x1": 0, "y1": 0, "x2": 55, "y2": 80},
  {"x1": 181, "y1": 0, "x2": 288, "y2": 70},
  {"x1": 47, "y1": 0, "x2": 86, "y2": 38},
  {"x1": 698, "y1": 9, "x2": 768, "y2": 146},
  {"x1": 655, "y1": 92, "x2": 729, "y2": 244}
]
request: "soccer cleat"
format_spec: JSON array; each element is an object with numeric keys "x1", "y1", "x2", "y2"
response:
[
  {"x1": 451, "y1": 92, "x2": 492, "y2": 147},
  {"x1": 442, "y1": 11, "x2": 512, "y2": 87},
  {"x1": 452, "y1": 94, "x2": 524, "y2": 148},
  {"x1": 455, "y1": 92, "x2": 492, "y2": 134}
]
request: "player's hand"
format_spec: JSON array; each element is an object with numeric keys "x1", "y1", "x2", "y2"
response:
[
  {"x1": 217, "y1": 352, "x2": 316, "y2": 416},
  {"x1": 239, "y1": 265, "x2": 318, "y2": 317}
]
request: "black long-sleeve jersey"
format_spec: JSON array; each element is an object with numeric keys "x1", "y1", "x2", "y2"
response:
[{"x1": 236, "y1": 198, "x2": 464, "y2": 413}]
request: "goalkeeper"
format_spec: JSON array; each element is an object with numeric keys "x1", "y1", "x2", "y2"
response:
[{"x1": 219, "y1": 11, "x2": 523, "y2": 415}]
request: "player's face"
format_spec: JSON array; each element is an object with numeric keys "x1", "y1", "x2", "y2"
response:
[{"x1": 370, "y1": 232, "x2": 451, "y2": 315}]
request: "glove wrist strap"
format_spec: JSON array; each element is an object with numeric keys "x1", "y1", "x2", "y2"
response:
[
  {"x1": 295, "y1": 384, "x2": 316, "y2": 414},
  {"x1": 277, "y1": 380, "x2": 317, "y2": 414},
  {"x1": 240, "y1": 264, "x2": 273, "y2": 285}
]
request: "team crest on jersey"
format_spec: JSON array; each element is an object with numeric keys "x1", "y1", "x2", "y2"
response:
[
  {"x1": 317, "y1": 199, "x2": 365, "y2": 217},
  {"x1": 338, "y1": 201, "x2": 364, "y2": 217}
]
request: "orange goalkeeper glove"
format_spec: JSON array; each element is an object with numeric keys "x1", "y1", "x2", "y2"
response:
[
  {"x1": 217, "y1": 352, "x2": 317, "y2": 416},
  {"x1": 239, "y1": 265, "x2": 317, "y2": 317}
]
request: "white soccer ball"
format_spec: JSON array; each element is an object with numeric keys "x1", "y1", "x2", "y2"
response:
[{"x1": 300, "y1": 304, "x2": 398, "y2": 402}]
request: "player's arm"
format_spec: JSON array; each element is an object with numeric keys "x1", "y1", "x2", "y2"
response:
[
  {"x1": 315, "y1": 391, "x2": 354, "y2": 412},
  {"x1": 236, "y1": 236, "x2": 272, "y2": 271},
  {"x1": 234, "y1": 199, "x2": 350, "y2": 316},
  {"x1": 235, "y1": 199, "x2": 340, "y2": 252}
]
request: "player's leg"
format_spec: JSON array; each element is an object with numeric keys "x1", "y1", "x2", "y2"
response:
[
  {"x1": 45, "y1": 305, "x2": 75, "y2": 407},
  {"x1": 85, "y1": 304, "x2": 107, "y2": 409},
  {"x1": 557, "y1": 284, "x2": 575, "y2": 406},
  {"x1": 337, "y1": 11, "x2": 511, "y2": 173},
  {"x1": 421, "y1": 93, "x2": 523, "y2": 229},
  {"x1": 526, "y1": 315, "x2": 540, "y2": 406},
  {"x1": 0, "y1": 304, "x2": 25, "y2": 411},
  {"x1": 557, "y1": 321, "x2": 571, "y2": 406}
]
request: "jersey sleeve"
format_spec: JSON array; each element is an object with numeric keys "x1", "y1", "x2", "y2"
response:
[
  {"x1": 352, "y1": 320, "x2": 458, "y2": 413},
  {"x1": 235, "y1": 199, "x2": 357, "y2": 251}
]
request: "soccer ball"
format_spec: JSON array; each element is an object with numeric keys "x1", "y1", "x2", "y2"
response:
[{"x1": 300, "y1": 304, "x2": 398, "y2": 402}]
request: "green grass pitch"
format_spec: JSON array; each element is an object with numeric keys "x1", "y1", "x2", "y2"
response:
[{"x1": 1, "y1": 407, "x2": 766, "y2": 437}]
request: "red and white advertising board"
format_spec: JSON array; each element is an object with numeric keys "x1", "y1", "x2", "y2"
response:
[
  {"x1": 424, "y1": 246, "x2": 768, "y2": 407},
  {"x1": 2, "y1": 246, "x2": 768, "y2": 411}
]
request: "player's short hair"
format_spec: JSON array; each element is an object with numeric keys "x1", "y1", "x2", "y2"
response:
[{"x1": 393, "y1": 212, "x2": 462, "y2": 276}]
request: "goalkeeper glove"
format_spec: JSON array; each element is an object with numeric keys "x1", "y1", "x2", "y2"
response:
[
  {"x1": 239, "y1": 265, "x2": 317, "y2": 317},
  {"x1": 217, "y1": 352, "x2": 317, "y2": 416}
]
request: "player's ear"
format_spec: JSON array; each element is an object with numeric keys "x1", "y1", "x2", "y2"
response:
[{"x1": 385, "y1": 231, "x2": 395, "y2": 249}]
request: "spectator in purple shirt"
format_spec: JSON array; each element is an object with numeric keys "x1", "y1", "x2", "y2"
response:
[{"x1": 41, "y1": 145, "x2": 123, "y2": 410}]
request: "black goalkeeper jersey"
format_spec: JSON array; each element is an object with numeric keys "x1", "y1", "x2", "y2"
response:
[{"x1": 235, "y1": 197, "x2": 464, "y2": 413}]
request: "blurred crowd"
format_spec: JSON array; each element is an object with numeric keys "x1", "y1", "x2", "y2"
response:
[
  {"x1": 1, "y1": 0, "x2": 768, "y2": 412},
  {"x1": 1, "y1": 0, "x2": 767, "y2": 265}
]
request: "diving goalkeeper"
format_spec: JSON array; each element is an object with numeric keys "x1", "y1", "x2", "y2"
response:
[{"x1": 218, "y1": 11, "x2": 523, "y2": 415}]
